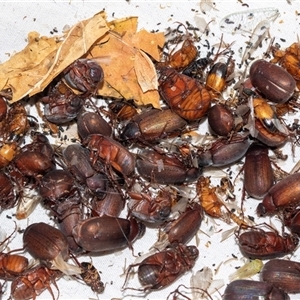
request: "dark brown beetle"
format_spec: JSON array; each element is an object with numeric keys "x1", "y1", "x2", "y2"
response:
[
  {"x1": 197, "y1": 133, "x2": 251, "y2": 167},
  {"x1": 120, "y1": 108, "x2": 187, "y2": 143},
  {"x1": 223, "y1": 279, "x2": 290, "y2": 300},
  {"x1": 10, "y1": 265, "x2": 61, "y2": 300},
  {"x1": 163, "y1": 203, "x2": 203, "y2": 245},
  {"x1": 77, "y1": 110, "x2": 112, "y2": 140},
  {"x1": 136, "y1": 148, "x2": 202, "y2": 184},
  {"x1": 244, "y1": 143, "x2": 274, "y2": 199},
  {"x1": 207, "y1": 104, "x2": 234, "y2": 136},
  {"x1": 84, "y1": 134, "x2": 136, "y2": 177},
  {"x1": 261, "y1": 259, "x2": 300, "y2": 294},
  {"x1": 125, "y1": 243, "x2": 198, "y2": 290},
  {"x1": 250, "y1": 59, "x2": 296, "y2": 103},
  {"x1": 127, "y1": 189, "x2": 173, "y2": 224},
  {"x1": 13, "y1": 151, "x2": 53, "y2": 179},
  {"x1": 72, "y1": 216, "x2": 145, "y2": 252},
  {"x1": 158, "y1": 67, "x2": 211, "y2": 121},
  {"x1": 39, "y1": 169, "x2": 83, "y2": 253},
  {"x1": 62, "y1": 58, "x2": 104, "y2": 95},
  {"x1": 62, "y1": 144, "x2": 108, "y2": 199},
  {"x1": 91, "y1": 187, "x2": 124, "y2": 218},
  {"x1": 238, "y1": 229, "x2": 298, "y2": 259},
  {"x1": 257, "y1": 173, "x2": 300, "y2": 216},
  {"x1": 42, "y1": 81, "x2": 85, "y2": 124}
]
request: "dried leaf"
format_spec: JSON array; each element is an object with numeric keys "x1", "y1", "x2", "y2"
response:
[
  {"x1": 87, "y1": 16, "x2": 165, "y2": 108},
  {"x1": 1, "y1": 11, "x2": 109, "y2": 103}
]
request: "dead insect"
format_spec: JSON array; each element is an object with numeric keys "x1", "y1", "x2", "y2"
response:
[
  {"x1": 250, "y1": 59, "x2": 296, "y2": 103},
  {"x1": 80, "y1": 262, "x2": 105, "y2": 294},
  {"x1": 158, "y1": 67, "x2": 211, "y2": 121},
  {"x1": 124, "y1": 243, "x2": 199, "y2": 290}
]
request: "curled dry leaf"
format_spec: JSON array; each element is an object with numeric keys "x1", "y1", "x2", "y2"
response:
[
  {"x1": 87, "y1": 16, "x2": 165, "y2": 108},
  {"x1": 0, "y1": 11, "x2": 109, "y2": 103}
]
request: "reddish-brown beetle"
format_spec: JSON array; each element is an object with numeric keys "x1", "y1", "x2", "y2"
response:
[
  {"x1": 158, "y1": 67, "x2": 211, "y2": 121},
  {"x1": 84, "y1": 134, "x2": 136, "y2": 177},
  {"x1": 207, "y1": 104, "x2": 234, "y2": 136},
  {"x1": 127, "y1": 189, "x2": 173, "y2": 224},
  {"x1": 244, "y1": 143, "x2": 274, "y2": 199},
  {"x1": 238, "y1": 229, "x2": 298, "y2": 259},
  {"x1": 124, "y1": 243, "x2": 199, "y2": 290},
  {"x1": 72, "y1": 216, "x2": 145, "y2": 252},
  {"x1": 250, "y1": 59, "x2": 296, "y2": 103},
  {"x1": 10, "y1": 265, "x2": 61, "y2": 300},
  {"x1": 162, "y1": 203, "x2": 204, "y2": 245},
  {"x1": 0, "y1": 253, "x2": 29, "y2": 280},
  {"x1": 197, "y1": 133, "x2": 251, "y2": 167},
  {"x1": 77, "y1": 110, "x2": 112, "y2": 140},
  {"x1": 257, "y1": 172, "x2": 300, "y2": 216}
]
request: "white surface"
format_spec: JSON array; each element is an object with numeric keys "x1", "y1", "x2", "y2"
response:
[{"x1": 1, "y1": 1, "x2": 300, "y2": 299}]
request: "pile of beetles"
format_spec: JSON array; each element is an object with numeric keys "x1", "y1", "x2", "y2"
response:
[{"x1": 0, "y1": 20, "x2": 300, "y2": 300}]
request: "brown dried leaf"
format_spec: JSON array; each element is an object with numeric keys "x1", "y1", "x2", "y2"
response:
[
  {"x1": 1, "y1": 11, "x2": 109, "y2": 103},
  {"x1": 88, "y1": 16, "x2": 165, "y2": 108}
]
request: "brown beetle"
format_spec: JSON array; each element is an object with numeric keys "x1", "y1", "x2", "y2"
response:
[
  {"x1": 91, "y1": 186, "x2": 124, "y2": 218},
  {"x1": 158, "y1": 67, "x2": 211, "y2": 121},
  {"x1": 207, "y1": 104, "x2": 234, "y2": 136},
  {"x1": 125, "y1": 243, "x2": 198, "y2": 290},
  {"x1": 197, "y1": 133, "x2": 251, "y2": 167},
  {"x1": 23, "y1": 222, "x2": 82, "y2": 275},
  {"x1": 136, "y1": 148, "x2": 202, "y2": 184},
  {"x1": 244, "y1": 143, "x2": 274, "y2": 199},
  {"x1": 223, "y1": 279, "x2": 289, "y2": 300},
  {"x1": 238, "y1": 229, "x2": 298, "y2": 259},
  {"x1": 127, "y1": 188, "x2": 173, "y2": 224},
  {"x1": 250, "y1": 59, "x2": 296, "y2": 103},
  {"x1": 84, "y1": 134, "x2": 136, "y2": 177},
  {"x1": 10, "y1": 265, "x2": 61, "y2": 300},
  {"x1": 257, "y1": 172, "x2": 300, "y2": 216},
  {"x1": 120, "y1": 108, "x2": 187, "y2": 143},
  {"x1": 72, "y1": 216, "x2": 145, "y2": 252},
  {"x1": 42, "y1": 80, "x2": 85, "y2": 124},
  {"x1": 77, "y1": 110, "x2": 112, "y2": 140},
  {"x1": 162, "y1": 203, "x2": 204, "y2": 245},
  {"x1": 261, "y1": 259, "x2": 300, "y2": 294},
  {"x1": 62, "y1": 58, "x2": 104, "y2": 95}
]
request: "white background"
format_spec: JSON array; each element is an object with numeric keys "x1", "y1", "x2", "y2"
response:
[{"x1": 0, "y1": 1, "x2": 300, "y2": 299}]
